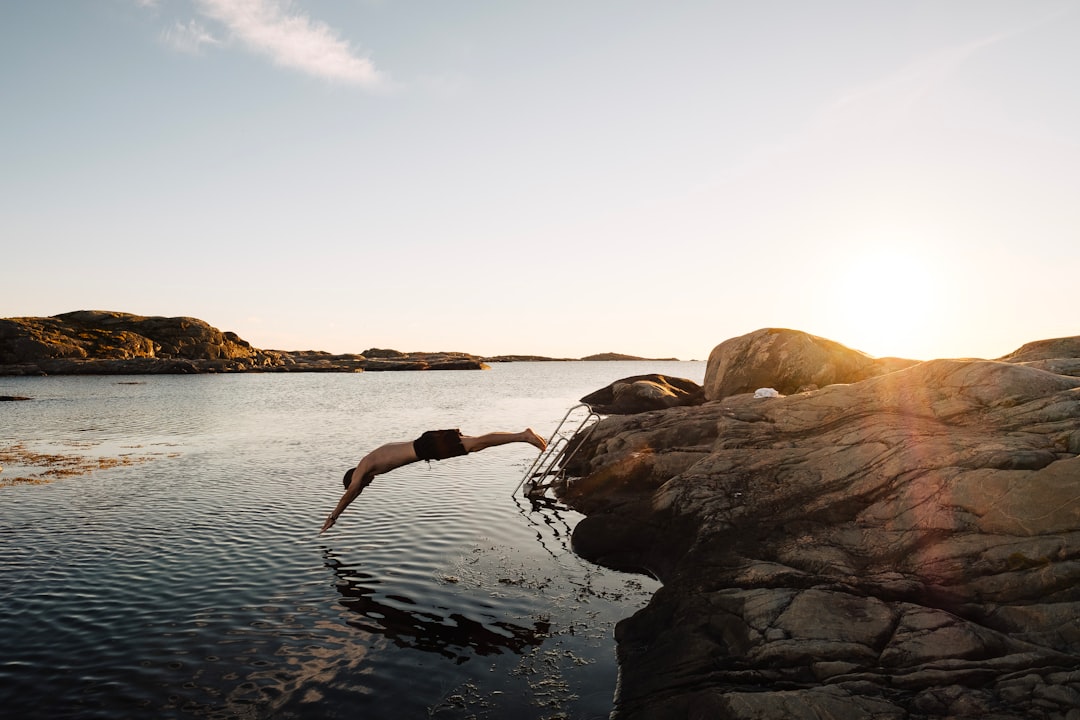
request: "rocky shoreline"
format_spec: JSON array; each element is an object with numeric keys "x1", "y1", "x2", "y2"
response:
[
  {"x1": 14, "y1": 311, "x2": 1078, "y2": 717},
  {"x1": 0, "y1": 311, "x2": 678, "y2": 376},
  {"x1": 553, "y1": 328, "x2": 1080, "y2": 719}
]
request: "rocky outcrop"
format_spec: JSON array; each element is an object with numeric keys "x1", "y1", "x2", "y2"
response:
[
  {"x1": 485, "y1": 353, "x2": 687, "y2": 363},
  {"x1": 558, "y1": 329, "x2": 1080, "y2": 719},
  {"x1": 0, "y1": 312, "x2": 489, "y2": 374},
  {"x1": 364, "y1": 354, "x2": 488, "y2": 371},
  {"x1": 997, "y1": 337, "x2": 1080, "y2": 382},
  {"x1": 704, "y1": 327, "x2": 918, "y2": 400},
  {"x1": 583, "y1": 352, "x2": 682, "y2": 362},
  {"x1": 1001, "y1": 336, "x2": 1080, "y2": 364},
  {"x1": 272, "y1": 350, "x2": 488, "y2": 372},
  {"x1": 0, "y1": 311, "x2": 283, "y2": 374},
  {"x1": 484, "y1": 355, "x2": 573, "y2": 363}
]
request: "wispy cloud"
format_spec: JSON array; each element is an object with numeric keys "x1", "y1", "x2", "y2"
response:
[
  {"x1": 814, "y1": 5, "x2": 1073, "y2": 138},
  {"x1": 162, "y1": 19, "x2": 222, "y2": 54},
  {"x1": 146, "y1": 0, "x2": 384, "y2": 88},
  {"x1": 820, "y1": 35, "x2": 1001, "y2": 132}
]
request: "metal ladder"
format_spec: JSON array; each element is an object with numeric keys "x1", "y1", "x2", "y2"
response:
[{"x1": 514, "y1": 403, "x2": 602, "y2": 499}]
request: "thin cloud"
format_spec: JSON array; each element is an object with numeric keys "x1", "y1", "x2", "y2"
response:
[
  {"x1": 816, "y1": 6, "x2": 1073, "y2": 137},
  {"x1": 193, "y1": 0, "x2": 383, "y2": 87},
  {"x1": 162, "y1": 19, "x2": 222, "y2": 54},
  {"x1": 811, "y1": 35, "x2": 1001, "y2": 141}
]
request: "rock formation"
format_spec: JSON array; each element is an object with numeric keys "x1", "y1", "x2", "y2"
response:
[
  {"x1": 704, "y1": 327, "x2": 917, "y2": 399},
  {"x1": 0, "y1": 311, "x2": 489, "y2": 374},
  {"x1": 583, "y1": 352, "x2": 682, "y2": 362},
  {"x1": 361, "y1": 352, "x2": 488, "y2": 372},
  {"x1": 580, "y1": 374, "x2": 705, "y2": 415},
  {"x1": 0, "y1": 310, "x2": 684, "y2": 375},
  {"x1": 0, "y1": 311, "x2": 283, "y2": 374},
  {"x1": 558, "y1": 329, "x2": 1080, "y2": 719}
]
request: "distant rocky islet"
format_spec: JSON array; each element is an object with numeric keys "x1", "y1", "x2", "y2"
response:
[{"x1": 0, "y1": 310, "x2": 679, "y2": 376}]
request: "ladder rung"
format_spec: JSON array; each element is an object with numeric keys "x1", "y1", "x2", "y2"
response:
[{"x1": 513, "y1": 403, "x2": 601, "y2": 498}]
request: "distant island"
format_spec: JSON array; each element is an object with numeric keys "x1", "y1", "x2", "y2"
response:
[{"x1": 0, "y1": 311, "x2": 685, "y2": 376}]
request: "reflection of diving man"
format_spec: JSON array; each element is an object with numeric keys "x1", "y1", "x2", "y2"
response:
[
  {"x1": 321, "y1": 428, "x2": 547, "y2": 533},
  {"x1": 323, "y1": 549, "x2": 553, "y2": 660}
]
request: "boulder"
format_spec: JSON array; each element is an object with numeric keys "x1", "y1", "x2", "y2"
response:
[
  {"x1": 558, "y1": 333, "x2": 1080, "y2": 719},
  {"x1": 704, "y1": 327, "x2": 917, "y2": 400},
  {"x1": 580, "y1": 374, "x2": 705, "y2": 415}
]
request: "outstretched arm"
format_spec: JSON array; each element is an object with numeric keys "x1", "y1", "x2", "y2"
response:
[
  {"x1": 320, "y1": 470, "x2": 371, "y2": 533},
  {"x1": 320, "y1": 441, "x2": 420, "y2": 533}
]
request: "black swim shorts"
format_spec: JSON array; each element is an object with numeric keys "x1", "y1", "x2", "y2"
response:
[{"x1": 413, "y1": 429, "x2": 467, "y2": 462}]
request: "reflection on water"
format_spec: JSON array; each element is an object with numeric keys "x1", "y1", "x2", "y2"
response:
[
  {"x1": 516, "y1": 495, "x2": 579, "y2": 559},
  {"x1": 326, "y1": 548, "x2": 552, "y2": 662},
  {"x1": 0, "y1": 364, "x2": 697, "y2": 718}
]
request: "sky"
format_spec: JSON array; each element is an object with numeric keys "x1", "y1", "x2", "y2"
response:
[{"x1": 2, "y1": 1, "x2": 1078, "y2": 361}]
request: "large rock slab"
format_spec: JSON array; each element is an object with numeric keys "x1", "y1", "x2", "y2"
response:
[{"x1": 559, "y1": 331, "x2": 1080, "y2": 719}]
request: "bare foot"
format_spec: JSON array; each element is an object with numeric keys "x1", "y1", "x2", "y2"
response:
[{"x1": 522, "y1": 428, "x2": 547, "y2": 451}]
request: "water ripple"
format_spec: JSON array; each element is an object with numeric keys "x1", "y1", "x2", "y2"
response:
[{"x1": 0, "y1": 365, "x2": 699, "y2": 718}]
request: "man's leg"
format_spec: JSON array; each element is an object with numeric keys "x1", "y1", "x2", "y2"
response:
[{"x1": 461, "y1": 429, "x2": 546, "y2": 453}]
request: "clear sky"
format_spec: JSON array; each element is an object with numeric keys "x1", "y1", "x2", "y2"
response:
[{"x1": 2, "y1": 1, "x2": 1077, "y2": 361}]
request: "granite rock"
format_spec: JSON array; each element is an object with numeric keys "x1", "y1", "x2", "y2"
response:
[
  {"x1": 559, "y1": 329, "x2": 1080, "y2": 719},
  {"x1": 704, "y1": 327, "x2": 918, "y2": 400}
]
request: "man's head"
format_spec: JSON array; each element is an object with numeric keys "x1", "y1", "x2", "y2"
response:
[{"x1": 342, "y1": 467, "x2": 354, "y2": 489}]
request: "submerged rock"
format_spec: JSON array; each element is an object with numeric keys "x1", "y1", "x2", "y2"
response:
[{"x1": 559, "y1": 329, "x2": 1080, "y2": 719}]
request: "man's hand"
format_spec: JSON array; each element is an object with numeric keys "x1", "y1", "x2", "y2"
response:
[{"x1": 320, "y1": 513, "x2": 337, "y2": 533}]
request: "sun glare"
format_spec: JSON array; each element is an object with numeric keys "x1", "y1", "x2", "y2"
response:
[{"x1": 827, "y1": 245, "x2": 943, "y2": 359}]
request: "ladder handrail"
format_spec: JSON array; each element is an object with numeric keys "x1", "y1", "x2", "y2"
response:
[{"x1": 514, "y1": 403, "x2": 602, "y2": 498}]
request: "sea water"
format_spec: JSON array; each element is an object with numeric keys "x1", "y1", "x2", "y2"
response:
[{"x1": 0, "y1": 361, "x2": 704, "y2": 719}]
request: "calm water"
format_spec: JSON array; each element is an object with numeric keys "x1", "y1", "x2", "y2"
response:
[{"x1": 0, "y1": 362, "x2": 703, "y2": 719}]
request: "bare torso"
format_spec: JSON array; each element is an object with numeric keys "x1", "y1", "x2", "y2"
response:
[{"x1": 359, "y1": 440, "x2": 420, "y2": 478}]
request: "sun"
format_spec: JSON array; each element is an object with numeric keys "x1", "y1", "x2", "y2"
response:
[{"x1": 826, "y1": 245, "x2": 943, "y2": 359}]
